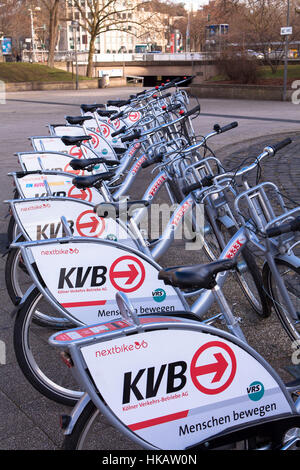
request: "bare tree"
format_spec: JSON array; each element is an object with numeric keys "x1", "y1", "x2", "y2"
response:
[
  {"x1": 70, "y1": 0, "x2": 166, "y2": 77},
  {"x1": 40, "y1": 0, "x2": 61, "y2": 67}
]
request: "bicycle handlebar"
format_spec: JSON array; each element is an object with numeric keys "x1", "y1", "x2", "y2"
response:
[
  {"x1": 214, "y1": 121, "x2": 238, "y2": 134},
  {"x1": 269, "y1": 137, "x2": 292, "y2": 154},
  {"x1": 265, "y1": 215, "x2": 300, "y2": 238},
  {"x1": 121, "y1": 129, "x2": 141, "y2": 142},
  {"x1": 111, "y1": 125, "x2": 127, "y2": 137},
  {"x1": 110, "y1": 110, "x2": 124, "y2": 121}
]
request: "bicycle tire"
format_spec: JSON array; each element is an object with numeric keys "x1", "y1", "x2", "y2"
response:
[
  {"x1": 62, "y1": 399, "x2": 143, "y2": 450},
  {"x1": 13, "y1": 286, "x2": 82, "y2": 406},
  {"x1": 221, "y1": 225, "x2": 271, "y2": 318},
  {"x1": 265, "y1": 259, "x2": 300, "y2": 342},
  {"x1": 7, "y1": 214, "x2": 19, "y2": 246},
  {"x1": 6, "y1": 244, "x2": 74, "y2": 328}
]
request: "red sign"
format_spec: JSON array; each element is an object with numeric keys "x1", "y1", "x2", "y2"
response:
[
  {"x1": 68, "y1": 185, "x2": 93, "y2": 202},
  {"x1": 128, "y1": 112, "x2": 141, "y2": 123},
  {"x1": 190, "y1": 341, "x2": 236, "y2": 395},
  {"x1": 109, "y1": 255, "x2": 145, "y2": 293},
  {"x1": 89, "y1": 132, "x2": 100, "y2": 149},
  {"x1": 69, "y1": 146, "x2": 83, "y2": 158},
  {"x1": 99, "y1": 123, "x2": 111, "y2": 138},
  {"x1": 76, "y1": 210, "x2": 105, "y2": 237}
]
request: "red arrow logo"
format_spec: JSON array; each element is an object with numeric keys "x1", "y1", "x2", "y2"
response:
[
  {"x1": 78, "y1": 216, "x2": 99, "y2": 233},
  {"x1": 111, "y1": 263, "x2": 139, "y2": 285},
  {"x1": 193, "y1": 353, "x2": 228, "y2": 383}
]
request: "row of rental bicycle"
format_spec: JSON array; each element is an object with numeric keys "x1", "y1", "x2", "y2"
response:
[{"x1": 4, "y1": 76, "x2": 300, "y2": 450}]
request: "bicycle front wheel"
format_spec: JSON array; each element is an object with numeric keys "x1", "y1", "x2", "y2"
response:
[
  {"x1": 13, "y1": 287, "x2": 82, "y2": 406},
  {"x1": 266, "y1": 260, "x2": 300, "y2": 342}
]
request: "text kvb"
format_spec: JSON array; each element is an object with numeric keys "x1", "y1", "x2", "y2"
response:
[
  {"x1": 122, "y1": 361, "x2": 187, "y2": 404},
  {"x1": 58, "y1": 265, "x2": 107, "y2": 289},
  {"x1": 37, "y1": 220, "x2": 74, "y2": 240}
]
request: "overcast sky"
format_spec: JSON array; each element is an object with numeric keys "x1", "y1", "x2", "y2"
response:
[{"x1": 183, "y1": 0, "x2": 209, "y2": 10}]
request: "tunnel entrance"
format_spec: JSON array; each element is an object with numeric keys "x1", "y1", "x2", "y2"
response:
[{"x1": 142, "y1": 76, "x2": 190, "y2": 87}]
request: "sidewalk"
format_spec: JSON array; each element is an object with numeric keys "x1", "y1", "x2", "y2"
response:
[{"x1": 0, "y1": 89, "x2": 299, "y2": 450}]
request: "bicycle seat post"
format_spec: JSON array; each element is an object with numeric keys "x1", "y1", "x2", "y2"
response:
[{"x1": 212, "y1": 283, "x2": 246, "y2": 343}]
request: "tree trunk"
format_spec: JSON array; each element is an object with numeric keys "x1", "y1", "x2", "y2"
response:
[
  {"x1": 47, "y1": 0, "x2": 60, "y2": 68},
  {"x1": 87, "y1": 34, "x2": 96, "y2": 77}
]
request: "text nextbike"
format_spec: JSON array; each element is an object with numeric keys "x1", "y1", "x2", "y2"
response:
[{"x1": 95, "y1": 340, "x2": 148, "y2": 358}]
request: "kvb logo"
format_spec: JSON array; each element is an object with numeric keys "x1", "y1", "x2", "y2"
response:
[
  {"x1": 68, "y1": 185, "x2": 93, "y2": 202},
  {"x1": 64, "y1": 161, "x2": 84, "y2": 176},
  {"x1": 69, "y1": 146, "x2": 83, "y2": 158},
  {"x1": 128, "y1": 112, "x2": 141, "y2": 123},
  {"x1": 121, "y1": 340, "x2": 237, "y2": 404},
  {"x1": 36, "y1": 219, "x2": 74, "y2": 240},
  {"x1": 109, "y1": 255, "x2": 145, "y2": 293},
  {"x1": 89, "y1": 132, "x2": 100, "y2": 149},
  {"x1": 98, "y1": 123, "x2": 111, "y2": 138},
  {"x1": 58, "y1": 265, "x2": 107, "y2": 289},
  {"x1": 76, "y1": 210, "x2": 105, "y2": 238},
  {"x1": 108, "y1": 118, "x2": 121, "y2": 129}
]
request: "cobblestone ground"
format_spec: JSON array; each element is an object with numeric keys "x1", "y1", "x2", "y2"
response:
[{"x1": 0, "y1": 90, "x2": 299, "y2": 450}]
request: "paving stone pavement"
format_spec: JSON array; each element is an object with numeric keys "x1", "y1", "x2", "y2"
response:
[{"x1": 0, "y1": 89, "x2": 299, "y2": 451}]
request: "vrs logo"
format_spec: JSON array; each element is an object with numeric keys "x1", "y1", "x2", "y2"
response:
[
  {"x1": 152, "y1": 288, "x2": 166, "y2": 303},
  {"x1": 247, "y1": 381, "x2": 264, "y2": 401}
]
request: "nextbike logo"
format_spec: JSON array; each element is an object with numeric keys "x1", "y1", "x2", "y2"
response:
[
  {"x1": 131, "y1": 155, "x2": 147, "y2": 174},
  {"x1": 41, "y1": 247, "x2": 79, "y2": 256},
  {"x1": 171, "y1": 199, "x2": 192, "y2": 227},
  {"x1": 148, "y1": 174, "x2": 167, "y2": 199},
  {"x1": 21, "y1": 203, "x2": 51, "y2": 212},
  {"x1": 224, "y1": 235, "x2": 247, "y2": 259},
  {"x1": 95, "y1": 340, "x2": 148, "y2": 358}
]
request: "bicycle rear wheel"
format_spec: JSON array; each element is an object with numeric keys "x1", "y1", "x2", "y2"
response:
[{"x1": 266, "y1": 259, "x2": 300, "y2": 342}]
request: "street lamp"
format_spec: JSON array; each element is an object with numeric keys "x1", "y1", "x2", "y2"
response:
[
  {"x1": 28, "y1": 6, "x2": 41, "y2": 63},
  {"x1": 283, "y1": 0, "x2": 290, "y2": 101},
  {"x1": 71, "y1": 20, "x2": 79, "y2": 90}
]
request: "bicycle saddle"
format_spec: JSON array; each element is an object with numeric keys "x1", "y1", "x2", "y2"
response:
[
  {"x1": 158, "y1": 258, "x2": 237, "y2": 290},
  {"x1": 72, "y1": 171, "x2": 115, "y2": 189},
  {"x1": 97, "y1": 109, "x2": 116, "y2": 117},
  {"x1": 69, "y1": 158, "x2": 120, "y2": 171},
  {"x1": 113, "y1": 147, "x2": 126, "y2": 155},
  {"x1": 61, "y1": 135, "x2": 92, "y2": 146},
  {"x1": 65, "y1": 115, "x2": 93, "y2": 126},
  {"x1": 80, "y1": 104, "x2": 104, "y2": 113}
]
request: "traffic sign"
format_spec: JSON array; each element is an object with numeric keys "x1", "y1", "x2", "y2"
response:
[
  {"x1": 190, "y1": 341, "x2": 237, "y2": 395},
  {"x1": 76, "y1": 210, "x2": 105, "y2": 237},
  {"x1": 281, "y1": 26, "x2": 293, "y2": 35},
  {"x1": 109, "y1": 255, "x2": 145, "y2": 293}
]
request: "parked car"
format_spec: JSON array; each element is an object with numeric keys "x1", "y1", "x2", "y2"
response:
[{"x1": 247, "y1": 49, "x2": 264, "y2": 59}]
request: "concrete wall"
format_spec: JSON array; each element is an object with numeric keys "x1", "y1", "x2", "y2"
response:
[
  {"x1": 55, "y1": 60, "x2": 218, "y2": 83},
  {"x1": 189, "y1": 83, "x2": 293, "y2": 101}
]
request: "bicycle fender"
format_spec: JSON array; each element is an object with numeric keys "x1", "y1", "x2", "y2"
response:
[
  {"x1": 62, "y1": 393, "x2": 92, "y2": 435},
  {"x1": 218, "y1": 214, "x2": 236, "y2": 230},
  {"x1": 10, "y1": 283, "x2": 36, "y2": 318}
]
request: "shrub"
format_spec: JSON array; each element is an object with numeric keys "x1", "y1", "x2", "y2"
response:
[{"x1": 216, "y1": 51, "x2": 260, "y2": 84}]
